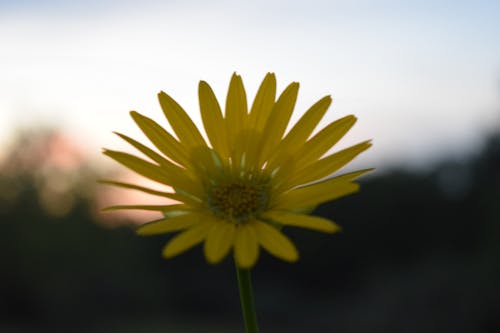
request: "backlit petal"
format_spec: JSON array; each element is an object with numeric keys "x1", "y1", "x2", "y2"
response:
[
  {"x1": 199, "y1": 81, "x2": 229, "y2": 159},
  {"x1": 204, "y1": 219, "x2": 236, "y2": 264},
  {"x1": 272, "y1": 115, "x2": 357, "y2": 184},
  {"x1": 273, "y1": 169, "x2": 372, "y2": 209},
  {"x1": 254, "y1": 221, "x2": 298, "y2": 262},
  {"x1": 234, "y1": 223, "x2": 259, "y2": 268},
  {"x1": 262, "y1": 211, "x2": 340, "y2": 233},
  {"x1": 137, "y1": 212, "x2": 201, "y2": 235},
  {"x1": 102, "y1": 149, "x2": 202, "y2": 197},
  {"x1": 286, "y1": 140, "x2": 372, "y2": 188},
  {"x1": 277, "y1": 181, "x2": 359, "y2": 209},
  {"x1": 245, "y1": 73, "x2": 277, "y2": 168},
  {"x1": 103, "y1": 204, "x2": 189, "y2": 212},
  {"x1": 266, "y1": 95, "x2": 331, "y2": 171},
  {"x1": 257, "y1": 82, "x2": 299, "y2": 166},
  {"x1": 130, "y1": 111, "x2": 192, "y2": 167},
  {"x1": 158, "y1": 91, "x2": 207, "y2": 149},
  {"x1": 98, "y1": 179, "x2": 180, "y2": 199},
  {"x1": 248, "y1": 73, "x2": 277, "y2": 133},
  {"x1": 298, "y1": 115, "x2": 357, "y2": 161},
  {"x1": 113, "y1": 132, "x2": 171, "y2": 167},
  {"x1": 225, "y1": 73, "x2": 248, "y2": 170},
  {"x1": 162, "y1": 222, "x2": 211, "y2": 258}
]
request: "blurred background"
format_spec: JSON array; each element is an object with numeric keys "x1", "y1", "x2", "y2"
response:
[{"x1": 1, "y1": 0, "x2": 499, "y2": 332}]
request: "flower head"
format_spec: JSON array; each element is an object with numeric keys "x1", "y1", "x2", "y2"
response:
[{"x1": 102, "y1": 73, "x2": 372, "y2": 268}]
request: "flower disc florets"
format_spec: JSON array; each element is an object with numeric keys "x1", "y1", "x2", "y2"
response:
[{"x1": 208, "y1": 181, "x2": 269, "y2": 223}]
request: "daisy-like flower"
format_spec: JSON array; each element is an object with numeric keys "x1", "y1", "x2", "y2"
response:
[{"x1": 102, "y1": 73, "x2": 371, "y2": 268}]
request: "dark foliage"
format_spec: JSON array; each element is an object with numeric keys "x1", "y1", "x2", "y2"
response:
[{"x1": 1, "y1": 132, "x2": 499, "y2": 332}]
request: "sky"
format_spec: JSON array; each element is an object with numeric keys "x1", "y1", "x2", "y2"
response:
[{"x1": 1, "y1": 0, "x2": 499, "y2": 170}]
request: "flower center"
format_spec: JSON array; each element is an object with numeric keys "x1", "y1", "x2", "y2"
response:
[{"x1": 208, "y1": 182, "x2": 269, "y2": 223}]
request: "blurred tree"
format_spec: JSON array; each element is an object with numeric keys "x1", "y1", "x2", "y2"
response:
[{"x1": 0, "y1": 128, "x2": 499, "y2": 332}]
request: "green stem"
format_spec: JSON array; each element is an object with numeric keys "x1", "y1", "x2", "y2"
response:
[{"x1": 236, "y1": 265, "x2": 260, "y2": 333}]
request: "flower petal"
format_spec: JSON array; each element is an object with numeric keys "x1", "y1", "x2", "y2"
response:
[
  {"x1": 273, "y1": 169, "x2": 371, "y2": 209},
  {"x1": 286, "y1": 140, "x2": 373, "y2": 188},
  {"x1": 113, "y1": 132, "x2": 171, "y2": 167},
  {"x1": 262, "y1": 211, "x2": 340, "y2": 233},
  {"x1": 266, "y1": 95, "x2": 331, "y2": 171},
  {"x1": 98, "y1": 179, "x2": 181, "y2": 199},
  {"x1": 158, "y1": 91, "x2": 207, "y2": 149},
  {"x1": 204, "y1": 219, "x2": 236, "y2": 264},
  {"x1": 273, "y1": 115, "x2": 357, "y2": 184},
  {"x1": 103, "y1": 204, "x2": 189, "y2": 212},
  {"x1": 248, "y1": 73, "x2": 277, "y2": 133},
  {"x1": 102, "y1": 149, "x2": 202, "y2": 197},
  {"x1": 280, "y1": 181, "x2": 359, "y2": 209},
  {"x1": 225, "y1": 73, "x2": 248, "y2": 169},
  {"x1": 257, "y1": 82, "x2": 299, "y2": 166},
  {"x1": 130, "y1": 111, "x2": 191, "y2": 167},
  {"x1": 162, "y1": 222, "x2": 211, "y2": 258},
  {"x1": 297, "y1": 115, "x2": 357, "y2": 163},
  {"x1": 137, "y1": 212, "x2": 201, "y2": 235},
  {"x1": 103, "y1": 149, "x2": 168, "y2": 183},
  {"x1": 234, "y1": 223, "x2": 259, "y2": 268},
  {"x1": 254, "y1": 220, "x2": 298, "y2": 262},
  {"x1": 199, "y1": 81, "x2": 229, "y2": 159},
  {"x1": 245, "y1": 73, "x2": 277, "y2": 168}
]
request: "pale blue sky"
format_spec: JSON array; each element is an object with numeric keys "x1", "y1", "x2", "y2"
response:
[{"x1": 1, "y1": 0, "x2": 499, "y2": 169}]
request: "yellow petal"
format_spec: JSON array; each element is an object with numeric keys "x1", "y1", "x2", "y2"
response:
[
  {"x1": 273, "y1": 170, "x2": 371, "y2": 209},
  {"x1": 137, "y1": 212, "x2": 201, "y2": 236},
  {"x1": 278, "y1": 181, "x2": 358, "y2": 209},
  {"x1": 162, "y1": 222, "x2": 211, "y2": 258},
  {"x1": 266, "y1": 95, "x2": 331, "y2": 171},
  {"x1": 102, "y1": 149, "x2": 202, "y2": 197},
  {"x1": 113, "y1": 132, "x2": 171, "y2": 167},
  {"x1": 248, "y1": 73, "x2": 277, "y2": 132},
  {"x1": 272, "y1": 115, "x2": 357, "y2": 185},
  {"x1": 262, "y1": 211, "x2": 341, "y2": 233},
  {"x1": 286, "y1": 140, "x2": 372, "y2": 188},
  {"x1": 298, "y1": 115, "x2": 356, "y2": 162},
  {"x1": 130, "y1": 111, "x2": 192, "y2": 168},
  {"x1": 188, "y1": 145, "x2": 227, "y2": 181},
  {"x1": 225, "y1": 73, "x2": 248, "y2": 169},
  {"x1": 98, "y1": 179, "x2": 181, "y2": 199},
  {"x1": 204, "y1": 219, "x2": 236, "y2": 264},
  {"x1": 102, "y1": 149, "x2": 175, "y2": 184},
  {"x1": 245, "y1": 73, "x2": 277, "y2": 168},
  {"x1": 199, "y1": 81, "x2": 229, "y2": 159},
  {"x1": 234, "y1": 223, "x2": 259, "y2": 268},
  {"x1": 103, "y1": 204, "x2": 189, "y2": 212},
  {"x1": 254, "y1": 220, "x2": 298, "y2": 262},
  {"x1": 256, "y1": 82, "x2": 299, "y2": 166},
  {"x1": 158, "y1": 91, "x2": 207, "y2": 149}
]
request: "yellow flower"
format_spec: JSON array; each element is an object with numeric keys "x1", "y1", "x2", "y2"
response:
[{"x1": 102, "y1": 73, "x2": 372, "y2": 268}]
